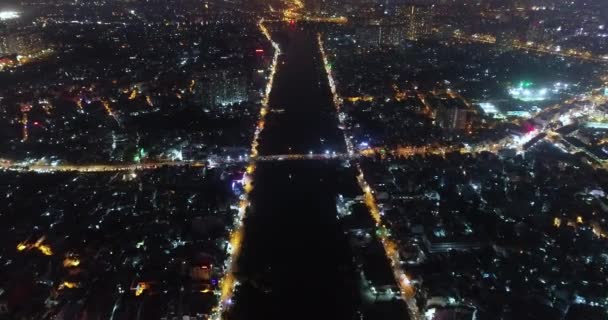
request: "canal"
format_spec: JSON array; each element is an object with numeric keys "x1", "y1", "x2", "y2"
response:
[{"x1": 227, "y1": 23, "x2": 406, "y2": 320}]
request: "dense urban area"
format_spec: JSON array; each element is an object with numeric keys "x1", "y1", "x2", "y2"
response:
[{"x1": 1, "y1": 0, "x2": 607, "y2": 319}]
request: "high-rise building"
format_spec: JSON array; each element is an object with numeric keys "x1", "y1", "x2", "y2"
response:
[
  {"x1": 514, "y1": 0, "x2": 530, "y2": 10},
  {"x1": 496, "y1": 30, "x2": 516, "y2": 53},
  {"x1": 0, "y1": 36, "x2": 8, "y2": 56},
  {"x1": 200, "y1": 70, "x2": 248, "y2": 107},
  {"x1": 397, "y1": 4, "x2": 433, "y2": 40},
  {"x1": 355, "y1": 25, "x2": 382, "y2": 47},
  {"x1": 526, "y1": 20, "x2": 548, "y2": 44},
  {"x1": 380, "y1": 25, "x2": 406, "y2": 46},
  {"x1": 307, "y1": 0, "x2": 325, "y2": 15}
]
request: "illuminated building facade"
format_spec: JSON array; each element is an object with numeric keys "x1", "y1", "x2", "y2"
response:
[
  {"x1": 380, "y1": 25, "x2": 407, "y2": 46},
  {"x1": 355, "y1": 25, "x2": 382, "y2": 47},
  {"x1": 527, "y1": 20, "x2": 549, "y2": 44},
  {"x1": 397, "y1": 4, "x2": 433, "y2": 41},
  {"x1": 201, "y1": 70, "x2": 248, "y2": 107}
]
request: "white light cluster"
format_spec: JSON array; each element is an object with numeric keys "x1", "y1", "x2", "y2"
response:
[
  {"x1": 478, "y1": 102, "x2": 498, "y2": 114},
  {"x1": 508, "y1": 87, "x2": 549, "y2": 102},
  {"x1": 0, "y1": 10, "x2": 20, "y2": 21},
  {"x1": 509, "y1": 82, "x2": 571, "y2": 102}
]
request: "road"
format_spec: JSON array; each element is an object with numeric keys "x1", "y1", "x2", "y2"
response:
[
  {"x1": 3, "y1": 92, "x2": 601, "y2": 176},
  {"x1": 4, "y1": 88, "x2": 602, "y2": 175},
  {"x1": 0, "y1": 154, "x2": 355, "y2": 173},
  {"x1": 450, "y1": 32, "x2": 608, "y2": 63}
]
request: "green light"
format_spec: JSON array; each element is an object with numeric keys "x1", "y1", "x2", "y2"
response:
[
  {"x1": 376, "y1": 226, "x2": 390, "y2": 238},
  {"x1": 134, "y1": 155, "x2": 141, "y2": 162},
  {"x1": 519, "y1": 81, "x2": 533, "y2": 88}
]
